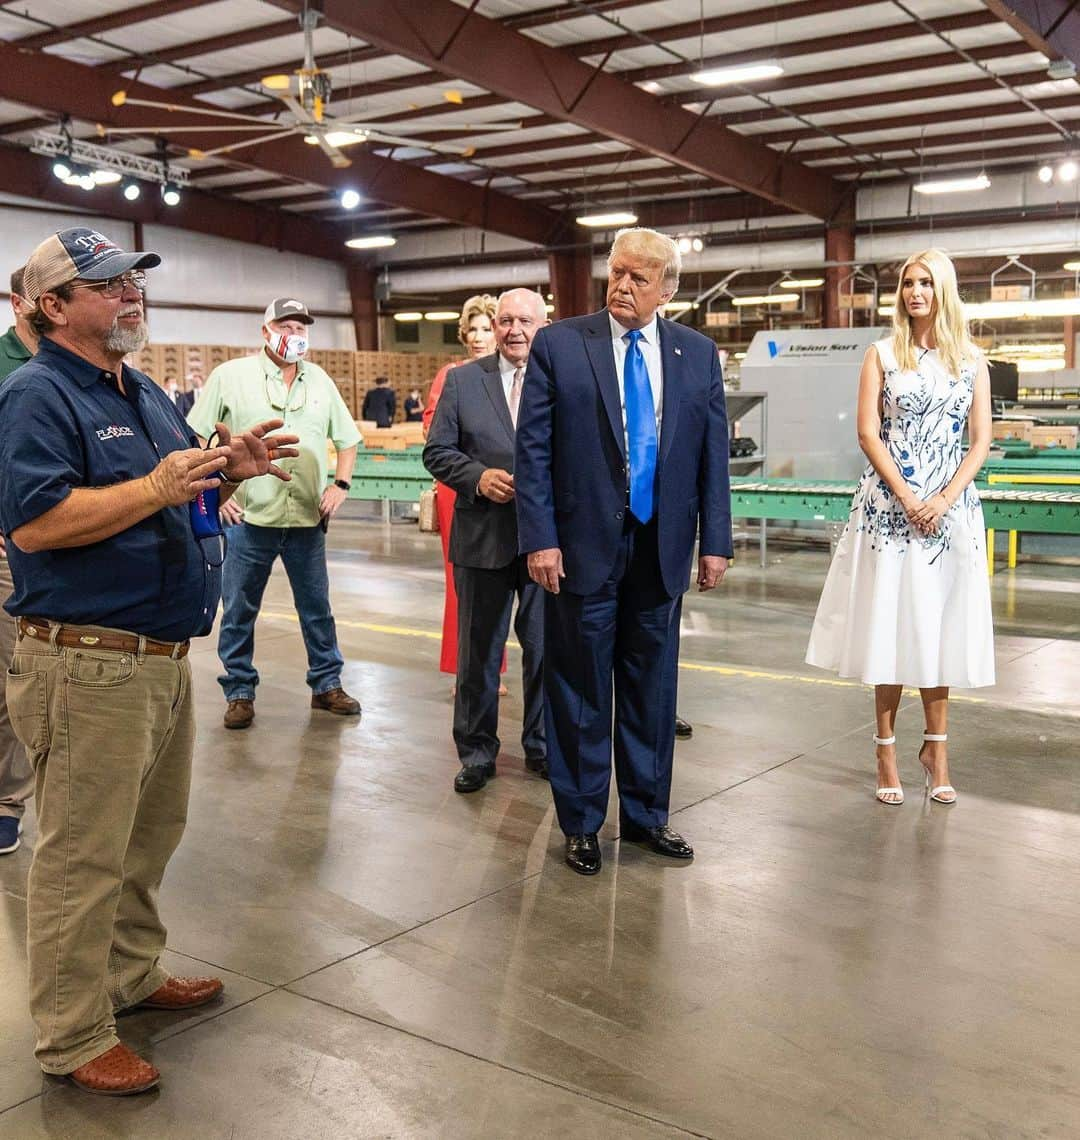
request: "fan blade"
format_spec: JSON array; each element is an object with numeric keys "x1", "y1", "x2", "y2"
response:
[
  {"x1": 364, "y1": 130, "x2": 477, "y2": 158},
  {"x1": 279, "y1": 93, "x2": 317, "y2": 125},
  {"x1": 333, "y1": 118, "x2": 522, "y2": 134},
  {"x1": 189, "y1": 126, "x2": 300, "y2": 160},
  {"x1": 100, "y1": 124, "x2": 281, "y2": 135},
  {"x1": 117, "y1": 96, "x2": 278, "y2": 126}
]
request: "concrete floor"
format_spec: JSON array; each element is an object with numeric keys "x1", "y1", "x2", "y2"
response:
[{"x1": 1, "y1": 517, "x2": 1077, "y2": 1139}]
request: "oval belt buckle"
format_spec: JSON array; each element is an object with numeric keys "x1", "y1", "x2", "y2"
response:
[{"x1": 78, "y1": 635, "x2": 101, "y2": 645}]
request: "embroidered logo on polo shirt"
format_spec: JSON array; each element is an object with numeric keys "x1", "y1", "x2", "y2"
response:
[{"x1": 96, "y1": 425, "x2": 135, "y2": 441}]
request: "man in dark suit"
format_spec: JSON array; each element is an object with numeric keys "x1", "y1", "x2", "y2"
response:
[
  {"x1": 515, "y1": 228, "x2": 732, "y2": 875},
  {"x1": 423, "y1": 288, "x2": 550, "y2": 793},
  {"x1": 362, "y1": 375, "x2": 396, "y2": 427}
]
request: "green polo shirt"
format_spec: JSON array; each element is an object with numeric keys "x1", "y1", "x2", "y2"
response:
[
  {"x1": 188, "y1": 348, "x2": 360, "y2": 528},
  {"x1": 0, "y1": 326, "x2": 33, "y2": 381}
]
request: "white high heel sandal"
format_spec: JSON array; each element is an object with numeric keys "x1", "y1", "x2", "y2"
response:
[
  {"x1": 920, "y1": 732, "x2": 956, "y2": 803},
  {"x1": 873, "y1": 735, "x2": 903, "y2": 805}
]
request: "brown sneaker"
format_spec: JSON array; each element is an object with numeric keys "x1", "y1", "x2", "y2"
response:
[
  {"x1": 223, "y1": 699, "x2": 254, "y2": 729},
  {"x1": 133, "y1": 975, "x2": 224, "y2": 1011},
  {"x1": 67, "y1": 1043, "x2": 160, "y2": 1096},
  {"x1": 310, "y1": 687, "x2": 361, "y2": 716}
]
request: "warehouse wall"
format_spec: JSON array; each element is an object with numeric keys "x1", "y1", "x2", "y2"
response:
[{"x1": 0, "y1": 195, "x2": 356, "y2": 349}]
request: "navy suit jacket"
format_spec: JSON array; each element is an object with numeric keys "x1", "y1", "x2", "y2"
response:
[
  {"x1": 423, "y1": 353, "x2": 521, "y2": 570},
  {"x1": 515, "y1": 309, "x2": 733, "y2": 598}
]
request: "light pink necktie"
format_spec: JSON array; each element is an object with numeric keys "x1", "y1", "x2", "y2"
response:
[{"x1": 509, "y1": 367, "x2": 523, "y2": 427}]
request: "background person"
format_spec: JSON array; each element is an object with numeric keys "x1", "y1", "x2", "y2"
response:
[
  {"x1": 515, "y1": 227, "x2": 733, "y2": 876},
  {"x1": 189, "y1": 298, "x2": 362, "y2": 730},
  {"x1": 424, "y1": 289, "x2": 549, "y2": 793},
  {"x1": 404, "y1": 387, "x2": 423, "y2": 422},
  {"x1": 0, "y1": 227, "x2": 297, "y2": 1095},
  {"x1": 423, "y1": 294, "x2": 506, "y2": 689},
  {"x1": 362, "y1": 375, "x2": 396, "y2": 428},
  {"x1": 806, "y1": 248, "x2": 994, "y2": 806},
  {"x1": 0, "y1": 265, "x2": 37, "y2": 857}
]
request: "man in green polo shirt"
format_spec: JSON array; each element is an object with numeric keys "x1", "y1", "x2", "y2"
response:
[
  {"x1": 0, "y1": 267, "x2": 37, "y2": 856},
  {"x1": 188, "y1": 298, "x2": 362, "y2": 730}
]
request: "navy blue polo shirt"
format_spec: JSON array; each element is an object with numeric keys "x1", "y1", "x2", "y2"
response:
[{"x1": 0, "y1": 337, "x2": 221, "y2": 641}]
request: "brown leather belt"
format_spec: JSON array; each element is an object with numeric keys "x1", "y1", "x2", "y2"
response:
[{"x1": 17, "y1": 618, "x2": 190, "y2": 659}]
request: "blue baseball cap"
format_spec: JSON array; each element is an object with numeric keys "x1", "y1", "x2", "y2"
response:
[{"x1": 22, "y1": 227, "x2": 161, "y2": 304}]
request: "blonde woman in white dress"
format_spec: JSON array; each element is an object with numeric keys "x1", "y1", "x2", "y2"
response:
[{"x1": 806, "y1": 249, "x2": 995, "y2": 805}]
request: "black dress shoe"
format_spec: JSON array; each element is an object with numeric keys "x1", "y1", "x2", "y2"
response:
[
  {"x1": 454, "y1": 761, "x2": 495, "y2": 793},
  {"x1": 674, "y1": 715, "x2": 693, "y2": 739},
  {"x1": 620, "y1": 819, "x2": 694, "y2": 860},
  {"x1": 525, "y1": 755, "x2": 549, "y2": 780},
  {"x1": 565, "y1": 833, "x2": 601, "y2": 875}
]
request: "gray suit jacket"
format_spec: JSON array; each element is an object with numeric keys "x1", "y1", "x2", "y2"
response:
[{"x1": 423, "y1": 353, "x2": 520, "y2": 570}]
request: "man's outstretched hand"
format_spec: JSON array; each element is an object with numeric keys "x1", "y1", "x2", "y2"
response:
[{"x1": 217, "y1": 419, "x2": 300, "y2": 483}]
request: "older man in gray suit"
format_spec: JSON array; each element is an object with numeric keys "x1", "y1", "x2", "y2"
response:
[{"x1": 424, "y1": 288, "x2": 550, "y2": 793}]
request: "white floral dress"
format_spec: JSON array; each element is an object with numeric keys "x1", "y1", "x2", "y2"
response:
[{"x1": 805, "y1": 338, "x2": 995, "y2": 688}]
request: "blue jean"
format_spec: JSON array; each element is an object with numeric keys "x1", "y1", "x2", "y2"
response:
[{"x1": 217, "y1": 523, "x2": 344, "y2": 701}]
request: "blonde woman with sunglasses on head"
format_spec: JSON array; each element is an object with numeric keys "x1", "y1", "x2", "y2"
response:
[{"x1": 806, "y1": 249, "x2": 995, "y2": 805}]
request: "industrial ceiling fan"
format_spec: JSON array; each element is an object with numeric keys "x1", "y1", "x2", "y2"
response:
[{"x1": 102, "y1": 2, "x2": 519, "y2": 168}]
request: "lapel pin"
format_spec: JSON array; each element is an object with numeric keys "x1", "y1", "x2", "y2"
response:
[{"x1": 674, "y1": 347, "x2": 682, "y2": 356}]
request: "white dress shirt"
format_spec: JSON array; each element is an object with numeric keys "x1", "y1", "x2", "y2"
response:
[{"x1": 608, "y1": 312, "x2": 663, "y2": 456}]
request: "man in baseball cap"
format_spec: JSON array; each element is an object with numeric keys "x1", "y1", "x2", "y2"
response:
[
  {"x1": 21, "y1": 227, "x2": 161, "y2": 306},
  {"x1": 188, "y1": 296, "x2": 362, "y2": 730}
]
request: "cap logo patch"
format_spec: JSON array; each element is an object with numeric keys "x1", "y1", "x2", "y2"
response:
[{"x1": 282, "y1": 300, "x2": 303, "y2": 310}]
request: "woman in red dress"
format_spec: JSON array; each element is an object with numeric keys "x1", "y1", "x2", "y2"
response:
[{"x1": 423, "y1": 294, "x2": 506, "y2": 684}]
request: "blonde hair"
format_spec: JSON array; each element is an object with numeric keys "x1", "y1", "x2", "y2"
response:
[
  {"x1": 609, "y1": 227, "x2": 681, "y2": 288},
  {"x1": 890, "y1": 249, "x2": 977, "y2": 379},
  {"x1": 458, "y1": 293, "x2": 496, "y2": 346}
]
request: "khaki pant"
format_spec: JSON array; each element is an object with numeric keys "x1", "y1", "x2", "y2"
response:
[
  {"x1": 0, "y1": 558, "x2": 34, "y2": 820},
  {"x1": 7, "y1": 625, "x2": 194, "y2": 1073}
]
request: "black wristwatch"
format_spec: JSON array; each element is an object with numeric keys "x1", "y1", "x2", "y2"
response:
[{"x1": 334, "y1": 478, "x2": 350, "y2": 492}]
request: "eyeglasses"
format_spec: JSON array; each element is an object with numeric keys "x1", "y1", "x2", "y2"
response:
[
  {"x1": 69, "y1": 270, "x2": 148, "y2": 298},
  {"x1": 263, "y1": 374, "x2": 306, "y2": 414}
]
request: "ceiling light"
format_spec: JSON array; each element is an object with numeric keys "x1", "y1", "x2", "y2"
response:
[
  {"x1": 691, "y1": 63, "x2": 784, "y2": 86},
  {"x1": 913, "y1": 173, "x2": 990, "y2": 194},
  {"x1": 779, "y1": 277, "x2": 825, "y2": 289},
  {"x1": 545, "y1": 303, "x2": 555, "y2": 313},
  {"x1": 1063, "y1": 260, "x2": 1080, "y2": 271},
  {"x1": 734, "y1": 352, "x2": 747, "y2": 360},
  {"x1": 576, "y1": 211, "x2": 638, "y2": 227},
  {"x1": 393, "y1": 312, "x2": 423, "y2": 322},
  {"x1": 304, "y1": 130, "x2": 368, "y2": 149},
  {"x1": 1016, "y1": 357, "x2": 1065, "y2": 372},
  {"x1": 731, "y1": 292, "x2": 800, "y2": 306},
  {"x1": 51, "y1": 159, "x2": 72, "y2": 180},
  {"x1": 1037, "y1": 165, "x2": 1054, "y2": 183},
  {"x1": 1059, "y1": 159, "x2": 1078, "y2": 182},
  {"x1": 122, "y1": 179, "x2": 141, "y2": 201},
  {"x1": 993, "y1": 343, "x2": 1065, "y2": 355},
  {"x1": 664, "y1": 301, "x2": 695, "y2": 312},
  {"x1": 91, "y1": 169, "x2": 121, "y2": 185},
  {"x1": 424, "y1": 311, "x2": 460, "y2": 321},
  {"x1": 345, "y1": 235, "x2": 396, "y2": 250},
  {"x1": 878, "y1": 304, "x2": 896, "y2": 316},
  {"x1": 339, "y1": 189, "x2": 361, "y2": 210},
  {"x1": 965, "y1": 297, "x2": 1080, "y2": 318},
  {"x1": 161, "y1": 182, "x2": 181, "y2": 206}
]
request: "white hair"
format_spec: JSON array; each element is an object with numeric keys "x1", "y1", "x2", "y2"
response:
[{"x1": 496, "y1": 287, "x2": 547, "y2": 320}]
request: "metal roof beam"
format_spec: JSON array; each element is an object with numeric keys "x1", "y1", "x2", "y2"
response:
[
  {"x1": 309, "y1": 0, "x2": 849, "y2": 220},
  {"x1": 981, "y1": 0, "x2": 1080, "y2": 66},
  {"x1": 0, "y1": 41, "x2": 562, "y2": 245},
  {"x1": 11, "y1": 1, "x2": 215, "y2": 50}
]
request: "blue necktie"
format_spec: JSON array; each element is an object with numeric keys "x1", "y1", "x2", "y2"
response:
[{"x1": 623, "y1": 328, "x2": 657, "y2": 524}]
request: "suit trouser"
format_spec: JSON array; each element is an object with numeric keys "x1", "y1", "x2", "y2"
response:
[
  {"x1": 0, "y1": 558, "x2": 34, "y2": 822},
  {"x1": 7, "y1": 627, "x2": 193, "y2": 1073},
  {"x1": 544, "y1": 518, "x2": 681, "y2": 836},
  {"x1": 453, "y1": 558, "x2": 544, "y2": 767}
]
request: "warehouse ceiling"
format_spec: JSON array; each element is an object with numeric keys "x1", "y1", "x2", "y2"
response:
[{"x1": 0, "y1": 0, "x2": 1077, "y2": 260}]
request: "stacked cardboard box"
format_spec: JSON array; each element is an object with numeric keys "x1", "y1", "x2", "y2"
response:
[
  {"x1": 1029, "y1": 425, "x2": 1078, "y2": 449},
  {"x1": 991, "y1": 420, "x2": 1033, "y2": 442},
  {"x1": 309, "y1": 348, "x2": 357, "y2": 415}
]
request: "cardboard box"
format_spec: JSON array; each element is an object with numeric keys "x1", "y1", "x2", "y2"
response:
[
  {"x1": 991, "y1": 420, "x2": 1033, "y2": 442},
  {"x1": 990, "y1": 284, "x2": 1030, "y2": 302},
  {"x1": 1028, "y1": 425, "x2": 1078, "y2": 449}
]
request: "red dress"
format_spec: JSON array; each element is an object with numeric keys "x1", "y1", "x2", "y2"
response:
[{"x1": 424, "y1": 363, "x2": 507, "y2": 676}]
